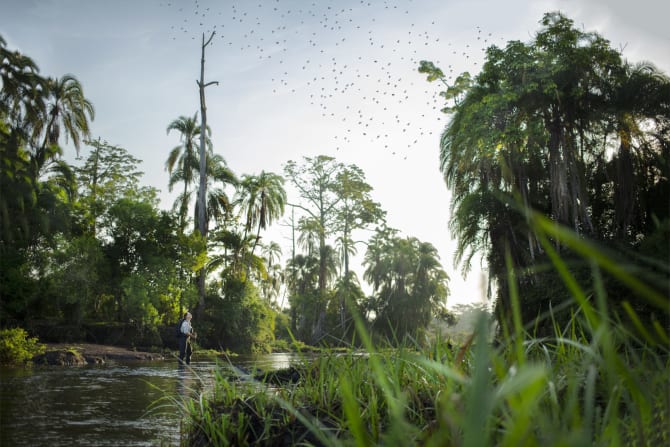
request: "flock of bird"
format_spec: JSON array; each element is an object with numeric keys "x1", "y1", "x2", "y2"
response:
[{"x1": 159, "y1": 0, "x2": 504, "y2": 160}]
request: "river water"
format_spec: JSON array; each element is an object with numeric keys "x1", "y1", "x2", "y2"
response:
[{"x1": 0, "y1": 353, "x2": 299, "y2": 446}]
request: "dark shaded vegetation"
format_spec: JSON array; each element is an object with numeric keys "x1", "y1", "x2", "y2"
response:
[{"x1": 420, "y1": 12, "x2": 669, "y2": 339}]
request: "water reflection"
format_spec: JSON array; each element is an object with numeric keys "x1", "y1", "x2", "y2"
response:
[{"x1": 0, "y1": 353, "x2": 303, "y2": 447}]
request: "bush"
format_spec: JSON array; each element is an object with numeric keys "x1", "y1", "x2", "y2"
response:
[
  {"x1": 0, "y1": 327, "x2": 46, "y2": 365},
  {"x1": 203, "y1": 278, "x2": 275, "y2": 353}
]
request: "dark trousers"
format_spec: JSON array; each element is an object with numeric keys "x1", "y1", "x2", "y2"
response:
[{"x1": 178, "y1": 337, "x2": 192, "y2": 365}]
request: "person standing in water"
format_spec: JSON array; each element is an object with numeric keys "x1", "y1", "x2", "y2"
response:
[{"x1": 178, "y1": 311, "x2": 196, "y2": 365}]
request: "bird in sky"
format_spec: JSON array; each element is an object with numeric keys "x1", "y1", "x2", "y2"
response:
[{"x1": 160, "y1": 0, "x2": 495, "y2": 160}]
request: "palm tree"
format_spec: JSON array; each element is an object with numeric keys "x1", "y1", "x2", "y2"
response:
[
  {"x1": 191, "y1": 153, "x2": 238, "y2": 312},
  {"x1": 0, "y1": 35, "x2": 46, "y2": 130},
  {"x1": 297, "y1": 217, "x2": 321, "y2": 258},
  {"x1": 237, "y1": 171, "x2": 286, "y2": 256},
  {"x1": 262, "y1": 240, "x2": 283, "y2": 269},
  {"x1": 166, "y1": 122, "x2": 235, "y2": 235},
  {"x1": 1, "y1": 41, "x2": 90, "y2": 249},
  {"x1": 363, "y1": 231, "x2": 449, "y2": 338},
  {"x1": 39, "y1": 74, "x2": 94, "y2": 153},
  {"x1": 166, "y1": 113, "x2": 202, "y2": 231},
  {"x1": 606, "y1": 61, "x2": 670, "y2": 240},
  {"x1": 196, "y1": 153, "x2": 238, "y2": 234},
  {"x1": 285, "y1": 253, "x2": 319, "y2": 336},
  {"x1": 26, "y1": 74, "x2": 94, "y2": 189},
  {"x1": 165, "y1": 115, "x2": 236, "y2": 314},
  {"x1": 0, "y1": 126, "x2": 35, "y2": 246},
  {"x1": 414, "y1": 241, "x2": 450, "y2": 319},
  {"x1": 258, "y1": 241, "x2": 284, "y2": 304},
  {"x1": 208, "y1": 228, "x2": 263, "y2": 283}
]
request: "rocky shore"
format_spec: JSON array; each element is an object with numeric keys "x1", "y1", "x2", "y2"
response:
[{"x1": 33, "y1": 343, "x2": 165, "y2": 366}]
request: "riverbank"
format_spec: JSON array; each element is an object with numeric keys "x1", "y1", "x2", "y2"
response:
[{"x1": 34, "y1": 343, "x2": 165, "y2": 365}]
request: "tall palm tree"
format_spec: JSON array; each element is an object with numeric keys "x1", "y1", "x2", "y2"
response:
[
  {"x1": 363, "y1": 232, "x2": 448, "y2": 338},
  {"x1": 0, "y1": 35, "x2": 46, "y2": 131},
  {"x1": 259, "y1": 242, "x2": 284, "y2": 306},
  {"x1": 166, "y1": 113, "x2": 202, "y2": 231},
  {"x1": 196, "y1": 153, "x2": 238, "y2": 234},
  {"x1": 27, "y1": 74, "x2": 94, "y2": 187},
  {"x1": 166, "y1": 116, "x2": 236, "y2": 314},
  {"x1": 606, "y1": 61, "x2": 670, "y2": 240},
  {"x1": 285, "y1": 252, "x2": 319, "y2": 335},
  {"x1": 237, "y1": 171, "x2": 286, "y2": 256},
  {"x1": 1, "y1": 42, "x2": 92, "y2": 249},
  {"x1": 39, "y1": 74, "x2": 94, "y2": 153},
  {"x1": 166, "y1": 118, "x2": 235, "y2": 235},
  {"x1": 208, "y1": 228, "x2": 263, "y2": 282},
  {"x1": 297, "y1": 217, "x2": 321, "y2": 257},
  {"x1": 191, "y1": 153, "x2": 238, "y2": 312}
]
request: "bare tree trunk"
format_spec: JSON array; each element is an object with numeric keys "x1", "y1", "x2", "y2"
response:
[
  {"x1": 341, "y1": 214, "x2": 350, "y2": 329},
  {"x1": 289, "y1": 206, "x2": 297, "y2": 332},
  {"x1": 90, "y1": 138, "x2": 101, "y2": 238},
  {"x1": 313, "y1": 232, "x2": 327, "y2": 344},
  {"x1": 196, "y1": 31, "x2": 218, "y2": 318}
]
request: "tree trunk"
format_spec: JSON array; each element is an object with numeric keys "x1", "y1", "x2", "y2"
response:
[
  {"x1": 312, "y1": 229, "x2": 327, "y2": 343},
  {"x1": 341, "y1": 212, "x2": 350, "y2": 329},
  {"x1": 195, "y1": 31, "x2": 218, "y2": 318},
  {"x1": 614, "y1": 138, "x2": 635, "y2": 239}
]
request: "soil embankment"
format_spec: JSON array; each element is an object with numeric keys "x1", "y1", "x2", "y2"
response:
[{"x1": 34, "y1": 343, "x2": 165, "y2": 366}]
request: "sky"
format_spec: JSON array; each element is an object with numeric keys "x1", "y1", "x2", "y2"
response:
[{"x1": 2, "y1": 0, "x2": 669, "y2": 309}]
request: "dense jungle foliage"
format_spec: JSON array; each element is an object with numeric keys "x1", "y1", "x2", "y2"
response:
[
  {"x1": 0, "y1": 35, "x2": 450, "y2": 353},
  {"x1": 1, "y1": 11, "x2": 668, "y2": 359}
]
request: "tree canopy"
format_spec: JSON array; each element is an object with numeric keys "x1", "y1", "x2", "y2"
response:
[{"x1": 421, "y1": 12, "x2": 670, "y2": 330}]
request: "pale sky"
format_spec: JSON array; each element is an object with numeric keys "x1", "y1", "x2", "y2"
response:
[{"x1": 2, "y1": 0, "x2": 668, "y2": 309}]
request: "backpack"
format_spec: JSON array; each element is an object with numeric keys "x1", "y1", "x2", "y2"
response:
[{"x1": 175, "y1": 318, "x2": 185, "y2": 338}]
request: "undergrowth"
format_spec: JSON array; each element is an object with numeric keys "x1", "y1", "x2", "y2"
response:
[{"x1": 171, "y1": 211, "x2": 669, "y2": 446}]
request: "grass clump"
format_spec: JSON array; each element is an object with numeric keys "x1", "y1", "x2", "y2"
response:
[
  {"x1": 180, "y1": 314, "x2": 668, "y2": 446},
  {"x1": 178, "y1": 216, "x2": 669, "y2": 446}
]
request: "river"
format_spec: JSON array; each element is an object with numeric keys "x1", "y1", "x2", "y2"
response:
[{"x1": 0, "y1": 353, "x2": 299, "y2": 446}]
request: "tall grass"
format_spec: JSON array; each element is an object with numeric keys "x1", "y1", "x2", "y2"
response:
[{"x1": 179, "y1": 213, "x2": 669, "y2": 446}]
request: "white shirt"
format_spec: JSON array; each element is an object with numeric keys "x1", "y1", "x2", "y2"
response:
[{"x1": 180, "y1": 320, "x2": 192, "y2": 336}]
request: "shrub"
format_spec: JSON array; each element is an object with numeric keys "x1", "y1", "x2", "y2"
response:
[
  {"x1": 0, "y1": 327, "x2": 46, "y2": 365},
  {"x1": 204, "y1": 278, "x2": 275, "y2": 353}
]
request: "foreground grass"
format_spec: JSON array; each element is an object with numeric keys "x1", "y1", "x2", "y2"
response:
[
  {"x1": 175, "y1": 310, "x2": 668, "y2": 447},
  {"x1": 177, "y1": 213, "x2": 668, "y2": 446}
]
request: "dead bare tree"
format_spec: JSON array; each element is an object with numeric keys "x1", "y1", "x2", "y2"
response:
[{"x1": 196, "y1": 31, "x2": 218, "y2": 316}]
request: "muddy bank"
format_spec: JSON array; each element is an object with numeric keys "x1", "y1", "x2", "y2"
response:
[{"x1": 34, "y1": 343, "x2": 166, "y2": 366}]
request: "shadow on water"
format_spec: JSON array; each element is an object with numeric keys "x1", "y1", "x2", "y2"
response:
[{"x1": 0, "y1": 353, "x2": 303, "y2": 447}]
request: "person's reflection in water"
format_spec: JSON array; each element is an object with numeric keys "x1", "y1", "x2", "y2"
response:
[{"x1": 176, "y1": 364, "x2": 196, "y2": 401}]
